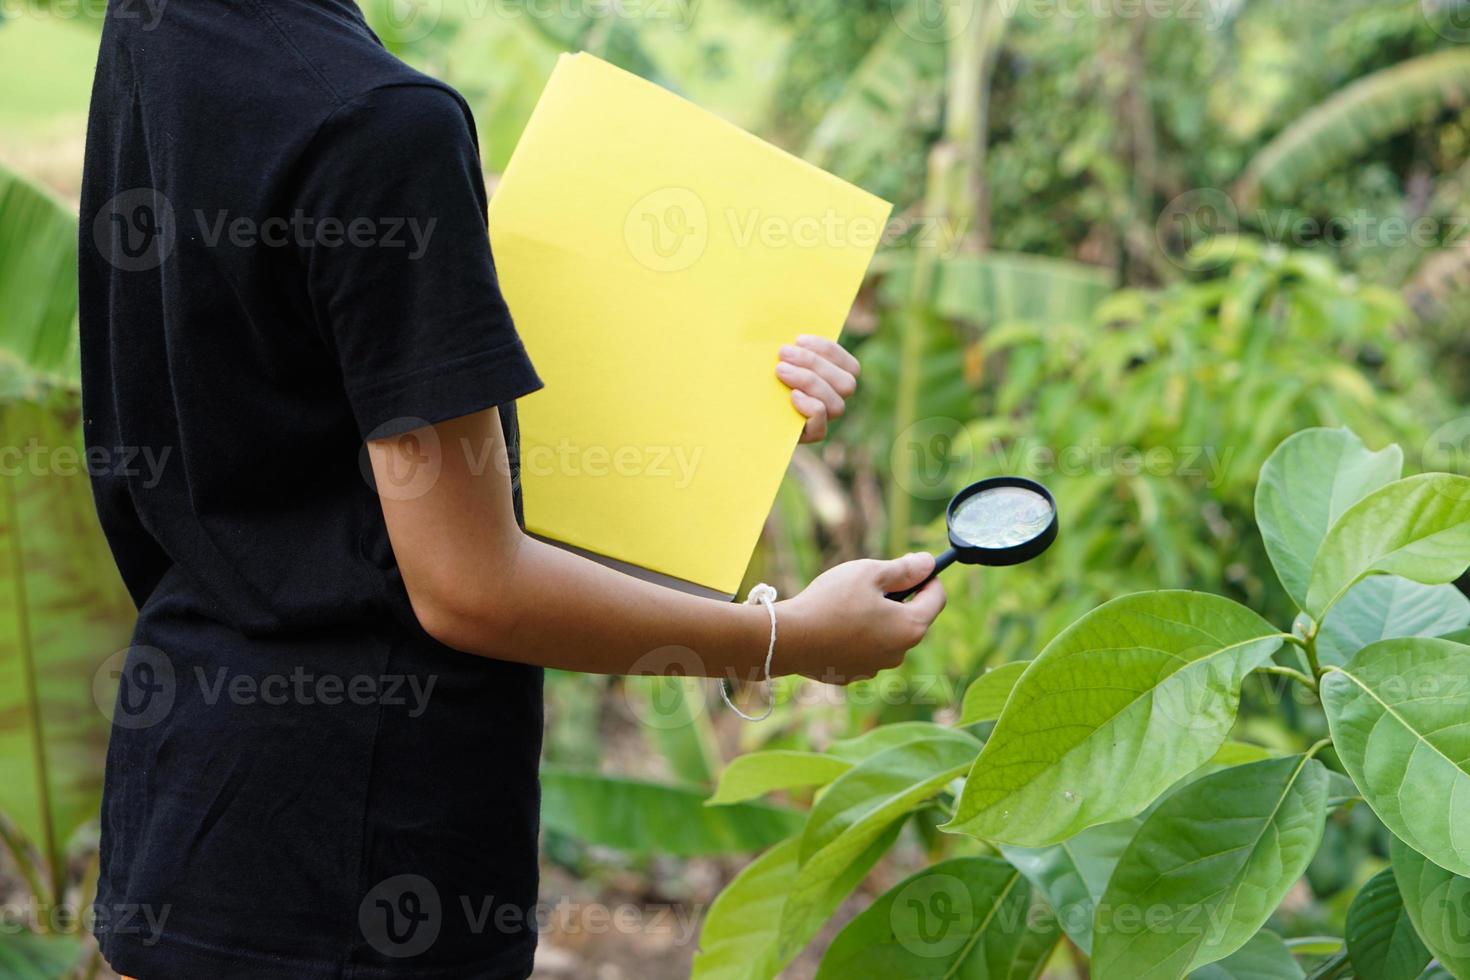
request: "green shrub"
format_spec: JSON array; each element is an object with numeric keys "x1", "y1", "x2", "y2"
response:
[{"x1": 695, "y1": 425, "x2": 1470, "y2": 980}]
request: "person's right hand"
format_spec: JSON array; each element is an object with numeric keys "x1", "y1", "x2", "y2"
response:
[{"x1": 778, "y1": 553, "x2": 947, "y2": 684}]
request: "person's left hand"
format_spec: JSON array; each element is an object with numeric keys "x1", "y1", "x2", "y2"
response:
[{"x1": 776, "y1": 335, "x2": 860, "y2": 444}]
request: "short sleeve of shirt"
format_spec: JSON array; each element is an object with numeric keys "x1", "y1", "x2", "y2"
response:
[{"x1": 294, "y1": 83, "x2": 541, "y2": 439}]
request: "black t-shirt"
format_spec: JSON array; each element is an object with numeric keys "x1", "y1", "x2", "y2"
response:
[{"x1": 79, "y1": 2, "x2": 544, "y2": 977}]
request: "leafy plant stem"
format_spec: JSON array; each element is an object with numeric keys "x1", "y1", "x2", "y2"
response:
[
  {"x1": 0, "y1": 809, "x2": 52, "y2": 917},
  {"x1": 1304, "y1": 633, "x2": 1324, "y2": 682},
  {"x1": 1258, "y1": 665, "x2": 1318, "y2": 692},
  {"x1": 0, "y1": 427, "x2": 63, "y2": 909},
  {"x1": 1305, "y1": 737, "x2": 1332, "y2": 760},
  {"x1": 1304, "y1": 948, "x2": 1352, "y2": 980}
]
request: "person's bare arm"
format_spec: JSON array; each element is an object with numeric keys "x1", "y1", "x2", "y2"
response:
[{"x1": 369, "y1": 407, "x2": 945, "y2": 683}]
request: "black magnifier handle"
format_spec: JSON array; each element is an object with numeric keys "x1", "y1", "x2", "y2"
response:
[{"x1": 886, "y1": 547, "x2": 958, "y2": 602}]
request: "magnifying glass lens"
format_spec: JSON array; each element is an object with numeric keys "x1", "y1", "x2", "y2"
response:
[{"x1": 951, "y1": 485, "x2": 1054, "y2": 548}]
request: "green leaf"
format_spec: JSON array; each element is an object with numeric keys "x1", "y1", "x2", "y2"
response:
[
  {"x1": 1346, "y1": 869, "x2": 1432, "y2": 980},
  {"x1": 1094, "y1": 756, "x2": 1330, "y2": 978},
  {"x1": 827, "y1": 721, "x2": 957, "y2": 762},
  {"x1": 1191, "y1": 931, "x2": 1305, "y2": 980},
  {"x1": 1282, "y1": 937, "x2": 1343, "y2": 957},
  {"x1": 1321, "y1": 638, "x2": 1470, "y2": 877},
  {"x1": 944, "y1": 592, "x2": 1285, "y2": 846},
  {"x1": 691, "y1": 824, "x2": 902, "y2": 980},
  {"x1": 1239, "y1": 50, "x2": 1470, "y2": 203},
  {"x1": 814, "y1": 857, "x2": 1055, "y2": 979},
  {"x1": 1000, "y1": 819, "x2": 1139, "y2": 954},
  {"x1": 1316, "y1": 577, "x2": 1470, "y2": 668},
  {"x1": 627, "y1": 676, "x2": 721, "y2": 785},
  {"x1": 1326, "y1": 771, "x2": 1364, "y2": 810},
  {"x1": 0, "y1": 931, "x2": 83, "y2": 980},
  {"x1": 539, "y1": 769, "x2": 802, "y2": 857},
  {"x1": 708, "y1": 751, "x2": 853, "y2": 806},
  {"x1": 1305, "y1": 474, "x2": 1470, "y2": 620},
  {"x1": 0, "y1": 163, "x2": 80, "y2": 380},
  {"x1": 0, "y1": 392, "x2": 136, "y2": 902},
  {"x1": 1010, "y1": 893, "x2": 1065, "y2": 980},
  {"x1": 779, "y1": 731, "x2": 981, "y2": 959},
  {"x1": 1391, "y1": 834, "x2": 1470, "y2": 979},
  {"x1": 960, "y1": 661, "x2": 1030, "y2": 726},
  {"x1": 1210, "y1": 741, "x2": 1280, "y2": 768},
  {"x1": 1254, "y1": 428, "x2": 1402, "y2": 611}
]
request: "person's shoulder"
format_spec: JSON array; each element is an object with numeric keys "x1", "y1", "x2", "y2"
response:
[
  {"x1": 248, "y1": 0, "x2": 478, "y2": 143},
  {"x1": 317, "y1": 79, "x2": 478, "y2": 159}
]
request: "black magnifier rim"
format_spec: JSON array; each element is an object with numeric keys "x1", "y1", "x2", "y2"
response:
[{"x1": 947, "y1": 476, "x2": 1058, "y2": 567}]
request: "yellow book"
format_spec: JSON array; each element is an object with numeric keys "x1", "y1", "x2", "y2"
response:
[{"x1": 489, "y1": 53, "x2": 892, "y2": 598}]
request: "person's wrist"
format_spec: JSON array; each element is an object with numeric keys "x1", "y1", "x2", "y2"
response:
[{"x1": 772, "y1": 596, "x2": 819, "y2": 679}]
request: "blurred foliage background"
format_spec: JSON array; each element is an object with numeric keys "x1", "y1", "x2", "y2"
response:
[{"x1": 2, "y1": 0, "x2": 1469, "y2": 976}]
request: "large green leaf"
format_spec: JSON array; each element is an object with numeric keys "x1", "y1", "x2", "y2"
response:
[
  {"x1": 1305, "y1": 475, "x2": 1470, "y2": 620},
  {"x1": 1346, "y1": 868, "x2": 1432, "y2": 980},
  {"x1": 944, "y1": 592, "x2": 1285, "y2": 847},
  {"x1": 707, "y1": 751, "x2": 853, "y2": 806},
  {"x1": 933, "y1": 252, "x2": 1116, "y2": 328},
  {"x1": 1093, "y1": 755, "x2": 1328, "y2": 979},
  {"x1": 814, "y1": 857, "x2": 1055, "y2": 979},
  {"x1": 1240, "y1": 50, "x2": 1470, "y2": 204},
  {"x1": 538, "y1": 769, "x2": 802, "y2": 857},
  {"x1": 1254, "y1": 428, "x2": 1402, "y2": 611},
  {"x1": 690, "y1": 824, "x2": 902, "y2": 980},
  {"x1": 0, "y1": 164, "x2": 79, "y2": 380},
  {"x1": 1190, "y1": 931, "x2": 1304, "y2": 980},
  {"x1": 960, "y1": 661, "x2": 1030, "y2": 726},
  {"x1": 879, "y1": 252, "x2": 1115, "y2": 330},
  {"x1": 1316, "y1": 576, "x2": 1470, "y2": 668},
  {"x1": 1001, "y1": 819, "x2": 1139, "y2": 954},
  {"x1": 1391, "y1": 834, "x2": 1470, "y2": 979},
  {"x1": 779, "y1": 731, "x2": 981, "y2": 958},
  {"x1": 1321, "y1": 638, "x2": 1470, "y2": 877},
  {"x1": 0, "y1": 386, "x2": 135, "y2": 901}
]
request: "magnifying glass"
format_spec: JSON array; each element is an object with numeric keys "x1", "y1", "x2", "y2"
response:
[{"x1": 886, "y1": 476, "x2": 1059, "y2": 602}]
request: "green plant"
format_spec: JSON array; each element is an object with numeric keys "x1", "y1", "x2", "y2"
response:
[
  {"x1": 694, "y1": 425, "x2": 1470, "y2": 979},
  {"x1": 0, "y1": 164, "x2": 135, "y2": 978}
]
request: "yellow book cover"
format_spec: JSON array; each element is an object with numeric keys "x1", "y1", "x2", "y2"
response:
[{"x1": 488, "y1": 53, "x2": 892, "y2": 598}]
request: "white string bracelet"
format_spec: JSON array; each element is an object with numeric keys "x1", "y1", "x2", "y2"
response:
[{"x1": 720, "y1": 583, "x2": 778, "y2": 722}]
